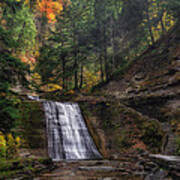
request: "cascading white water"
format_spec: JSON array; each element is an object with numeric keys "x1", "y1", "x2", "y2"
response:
[{"x1": 43, "y1": 101, "x2": 102, "y2": 161}]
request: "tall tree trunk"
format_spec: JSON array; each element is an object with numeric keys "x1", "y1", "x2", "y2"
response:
[
  {"x1": 74, "y1": 55, "x2": 78, "y2": 90},
  {"x1": 160, "y1": 16, "x2": 166, "y2": 34},
  {"x1": 103, "y1": 25, "x2": 109, "y2": 81},
  {"x1": 99, "y1": 54, "x2": 104, "y2": 82},
  {"x1": 79, "y1": 63, "x2": 83, "y2": 89},
  {"x1": 157, "y1": 2, "x2": 166, "y2": 34},
  {"x1": 62, "y1": 55, "x2": 66, "y2": 90},
  {"x1": 111, "y1": 16, "x2": 116, "y2": 74},
  {"x1": 146, "y1": 1, "x2": 155, "y2": 44},
  {"x1": 147, "y1": 13, "x2": 155, "y2": 44},
  {"x1": 104, "y1": 47, "x2": 109, "y2": 81}
]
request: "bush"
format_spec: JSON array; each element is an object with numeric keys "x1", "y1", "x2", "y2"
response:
[
  {"x1": 176, "y1": 137, "x2": 180, "y2": 155},
  {"x1": 0, "y1": 52, "x2": 29, "y2": 133},
  {"x1": 0, "y1": 133, "x2": 6, "y2": 158},
  {"x1": 0, "y1": 132, "x2": 21, "y2": 159}
]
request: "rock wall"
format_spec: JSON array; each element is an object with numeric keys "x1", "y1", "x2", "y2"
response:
[
  {"x1": 95, "y1": 22, "x2": 180, "y2": 156},
  {"x1": 20, "y1": 101, "x2": 48, "y2": 158},
  {"x1": 80, "y1": 101, "x2": 164, "y2": 159}
]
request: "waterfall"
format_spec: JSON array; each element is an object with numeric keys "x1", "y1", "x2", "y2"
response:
[{"x1": 43, "y1": 101, "x2": 102, "y2": 161}]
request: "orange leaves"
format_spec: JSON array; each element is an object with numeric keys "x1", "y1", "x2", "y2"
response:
[
  {"x1": 19, "y1": 54, "x2": 36, "y2": 64},
  {"x1": 37, "y1": 0, "x2": 67, "y2": 23}
]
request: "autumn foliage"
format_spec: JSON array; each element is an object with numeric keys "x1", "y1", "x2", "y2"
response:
[{"x1": 37, "y1": 0, "x2": 69, "y2": 22}]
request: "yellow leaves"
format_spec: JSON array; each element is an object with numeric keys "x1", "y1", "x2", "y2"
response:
[
  {"x1": 64, "y1": 89, "x2": 75, "y2": 95},
  {"x1": 47, "y1": 12, "x2": 56, "y2": 22},
  {"x1": 0, "y1": 132, "x2": 22, "y2": 158},
  {"x1": 24, "y1": 0, "x2": 30, "y2": 7},
  {"x1": 33, "y1": 72, "x2": 41, "y2": 80},
  {"x1": 6, "y1": 134, "x2": 18, "y2": 158},
  {"x1": 34, "y1": 50, "x2": 40, "y2": 57},
  {"x1": 152, "y1": 23, "x2": 161, "y2": 41},
  {"x1": 15, "y1": 136, "x2": 21, "y2": 148},
  {"x1": 0, "y1": 134, "x2": 6, "y2": 147},
  {"x1": 32, "y1": 72, "x2": 41, "y2": 86},
  {"x1": 43, "y1": 83, "x2": 62, "y2": 92},
  {"x1": 52, "y1": 1, "x2": 63, "y2": 14},
  {"x1": 7, "y1": 134, "x2": 14, "y2": 145},
  {"x1": 162, "y1": 11, "x2": 175, "y2": 31},
  {"x1": 83, "y1": 69, "x2": 100, "y2": 92},
  {"x1": 0, "y1": 133, "x2": 6, "y2": 157}
]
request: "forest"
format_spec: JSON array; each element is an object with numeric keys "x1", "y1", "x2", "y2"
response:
[{"x1": 0, "y1": 0, "x2": 180, "y2": 179}]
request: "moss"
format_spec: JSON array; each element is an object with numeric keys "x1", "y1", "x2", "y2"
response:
[
  {"x1": 38, "y1": 157, "x2": 52, "y2": 165},
  {"x1": 79, "y1": 103, "x2": 108, "y2": 157},
  {"x1": 173, "y1": 108, "x2": 180, "y2": 122},
  {"x1": 176, "y1": 136, "x2": 180, "y2": 155},
  {"x1": 0, "y1": 157, "x2": 53, "y2": 179},
  {"x1": 114, "y1": 130, "x2": 132, "y2": 149},
  {"x1": 80, "y1": 101, "x2": 168, "y2": 155},
  {"x1": 19, "y1": 101, "x2": 46, "y2": 149},
  {"x1": 141, "y1": 120, "x2": 163, "y2": 152},
  {"x1": 80, "y1": 104, "x2": 102, "y2": 141}
]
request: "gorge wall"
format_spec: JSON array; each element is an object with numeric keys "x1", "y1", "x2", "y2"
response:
[{"x1": 93, "y1": 22, "x2": 180, "y2": 156}]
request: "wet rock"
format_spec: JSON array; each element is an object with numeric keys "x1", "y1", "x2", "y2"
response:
[
  {"x1": 109, "y1": 154, "x2": 119, "y2": 160},
  {"x1": 144, "y1": 162, "x2": 158, "y2": 172},
  {"x1": 145, "y1": 169, "x2": 168, "y2": 180},
  {"x1": 133, "y1": 73, "x2": 146, "y2": 81},
  {"x1": 149, "y1": 154, "x2": 180, "y2": 162},
  {"x1": 97, "y1": 178, "x2": 115, "y2": 180},
  {"x1": 78, "y1": 166, "x2": 118, "y2": 171},
  {"x1": 134, "y1": 171, "x2": 147, "y2": 177}
]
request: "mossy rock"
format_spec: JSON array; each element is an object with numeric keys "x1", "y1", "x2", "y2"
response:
[
  {"x1": 0, "y1": 157, "x2": 53, "y2": 179},
  {"x1": 19, "y1": 101, "x2": 47, "y2": 151},
  {"x1": 141, "y1": 120, "x2": 163, "y2": 152},
  {"x1": 113, "y1": 130, "x2": 132, "y2": 149}
]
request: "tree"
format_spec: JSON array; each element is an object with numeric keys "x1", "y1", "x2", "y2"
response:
[
  {"x1": 0, "y1": 0, "x2": 36, "y2": 132},
  {"x1": 36, "y1": 0, "x2": 95, "y2": 91},
  {"x1": 0, "y1": 0, "x2": 37, "y2": 54},
  {"x1": 35, "y1": 0, "x2": 180, "y2": 93}
]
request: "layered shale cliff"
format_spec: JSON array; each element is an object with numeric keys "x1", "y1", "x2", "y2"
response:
[{"x1": 95, "y1": 22, "x2": 180, "y2": 156}]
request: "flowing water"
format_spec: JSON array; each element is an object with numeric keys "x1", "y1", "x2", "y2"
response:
[{"x1": 43, "y1": 101, "x2": 102, "y2": 161}]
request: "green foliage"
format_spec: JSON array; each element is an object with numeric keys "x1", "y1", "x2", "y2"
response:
[
  {"x1": 176, "y1": 137, "x2": 180, "y2": 155},
  {"x1": 0, "y1": 53, "x2": 29, "y2": 86},
  {"x1": 0, "y1": 98, "x2": 20, "y2": 132},
  {"x1": 9, "y1": 5, "x2": 37, "y2": 52},
  {"x1": 0, "y1": 1, "x2": 33, "y2": 133},
  {"x1": 0, "y1": 157, "x2": 53, "y2": 179},
  {"x1": 1, "y1": 1, "x2": 37, "y2": 53},
  {"x1": 0, "y1": 26, "x2": 18, "y2": 48},
  {"x1": 35, "y1": 0, "x2": 180, "y2": 92},
  {"x1": 0, "y1": 53, "x2": 29, "y2": 132}
]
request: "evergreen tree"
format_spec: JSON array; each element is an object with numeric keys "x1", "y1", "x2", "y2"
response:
[{"x1": 0, "y1": 0, "x2": 36, "y2": 132}]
